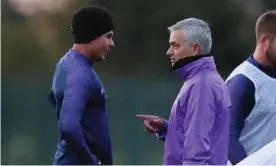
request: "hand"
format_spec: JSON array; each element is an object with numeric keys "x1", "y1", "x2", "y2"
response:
[{"x1": 136, "y1": 114, "x2": 165, "y2": 134}]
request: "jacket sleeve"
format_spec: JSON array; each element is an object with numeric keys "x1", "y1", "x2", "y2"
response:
[
  {"x1": 58, "y1": 68, "x2": 97, "y2": 164},
  {"x1": 181, "y1": 82, "x2": 217, "y2": 165},
  {"x1": 226, "y1": 74, "x2": 255, "y2": 164},
  {"x1": 155, "y1": 118, "x2": 169, "y2": 141}
]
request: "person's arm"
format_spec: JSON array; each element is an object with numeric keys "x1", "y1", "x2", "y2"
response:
[
  {"x1": 155, "y1": 118, "x2": 168, "y2": 141},
  {"x1": 58, "y1": 68, "x2": 97, "y2": 164},
  {"x1": 227, "y1": 74, "x2": 255, "y2": 165},
  {"x1": 180, "y1": 82, "x2": 217, "y2": 165}
]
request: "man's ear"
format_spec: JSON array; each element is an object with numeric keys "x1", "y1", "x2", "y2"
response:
[
  {"x1": 260, "y1": 35, "x2": 270, "y2": 51},
  {"x1": 193, "y1": 44, "x2": 200, "y2": 56}
]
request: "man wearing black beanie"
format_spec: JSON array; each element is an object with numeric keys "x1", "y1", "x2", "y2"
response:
[{"x1": 48, "y1": 5, "x2": 115, "y2": 165}]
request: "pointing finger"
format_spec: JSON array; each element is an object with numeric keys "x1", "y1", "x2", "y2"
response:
[{"x1": 136, "y1": 114, "x2": 153, "y2": 120}]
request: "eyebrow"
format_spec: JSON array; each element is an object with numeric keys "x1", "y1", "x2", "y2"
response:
[
  {"x1": 169, "y1": 41, "x2": 179, "y2": 46},
  {"x1": 105, "y1": 33, "x2": 113, "y2": 37}
]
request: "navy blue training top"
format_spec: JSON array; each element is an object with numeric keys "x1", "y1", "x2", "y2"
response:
[{"x1": 49, "y1": 49, "x2": 112, "y2": 165}]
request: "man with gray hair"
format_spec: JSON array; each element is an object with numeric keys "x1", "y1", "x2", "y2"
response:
[{"x1": 137, "y1": 18, "x2": 231, "y2": 165}]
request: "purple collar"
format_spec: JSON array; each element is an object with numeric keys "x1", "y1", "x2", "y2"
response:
[{"x1": 174, "y1": 55, "x2": 217, "y2": 80}]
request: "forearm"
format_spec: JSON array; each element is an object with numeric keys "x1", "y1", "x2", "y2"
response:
[
  {"x1": 60, "y1": 123, "x2": 97, "y2": 164},
  {"x1": 228, "y1": 134, "x2": 247, "y2": 164}
]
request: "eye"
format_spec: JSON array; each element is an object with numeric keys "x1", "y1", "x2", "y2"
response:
[
  {"x1": 106, "y1": 34, "x2": 113, "y2": 39},
  {"x1": 170, "y1": 42, "x2": 180, "y2": 48}
]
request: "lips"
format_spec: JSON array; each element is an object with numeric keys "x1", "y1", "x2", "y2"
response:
[
  {"x1": 105, "y1": 49, "x2": 111, "y2": 54},
  {"x1": 103, "y1": 50, "x2": 109, "y2": 56}
]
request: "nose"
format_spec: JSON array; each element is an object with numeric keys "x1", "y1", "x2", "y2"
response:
[
  {"x1": 166, "y1": 48, "x2": 173, "y2": 57},
  {"x1": 110, "y1": 39, "x2": 115, "y2": 48}
]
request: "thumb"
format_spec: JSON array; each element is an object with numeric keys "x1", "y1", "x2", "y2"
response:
[{"x1": 153, "y1": 118, "x2": 163, "y2": 126}]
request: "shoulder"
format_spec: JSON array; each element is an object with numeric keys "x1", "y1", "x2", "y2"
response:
[
  {"x1": 58, "y1": 60, "x2": 93, "y2": 88},
  {"x1": 227, "y1": 74, "x2": 253, "y2": 86},
  {"x1": 187, "y1": 74, "x2": 219, "y2": 97},
  {"x1": 58, "y1": 55, "x2": 91, "y2": 75},
  {"x1": 189, "y1": 71, "x2": 229, "y2": 101},
  {"x1": 227, "y1": 74, "x2": 255, "y2": 95},
  {"x1": 226, "y1": 60, "x2": 262, "y2": 83},
  {"x1": 194, "y1": 71, "x2": 224, "y2": 90}
]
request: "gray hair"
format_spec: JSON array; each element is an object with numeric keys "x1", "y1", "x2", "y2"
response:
[{"x1": 168, "y1": 18, "x2": 212, "y2": 55}]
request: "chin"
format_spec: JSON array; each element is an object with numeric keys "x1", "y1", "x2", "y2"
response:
[
  {"x1": 94, "y1": 55, "x2": 106, "y2": 61},
  {"x1": 95, "y1": 58, "x2": 104, "y2": 62}
]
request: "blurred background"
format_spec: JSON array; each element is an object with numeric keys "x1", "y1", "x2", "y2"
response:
[{"x1": 2, "y1": 0, "x2": 276, "y2": 164}]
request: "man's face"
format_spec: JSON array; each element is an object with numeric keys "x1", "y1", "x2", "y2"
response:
[
  {"x1": 166, "y1": 30, "x2": 199, "y2": 66},
  {"x1": 266, "y1": 36, "x2": 276, "y2": 66},
  {"x1": 88, "y1": 31, "x2": 115, "y2": 61}
]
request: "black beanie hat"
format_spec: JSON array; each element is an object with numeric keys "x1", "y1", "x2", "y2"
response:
[{"x1": 72, "y1": 6, "x2": 114, "y2": 44}]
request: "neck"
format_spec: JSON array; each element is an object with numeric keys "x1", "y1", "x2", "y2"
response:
[
  {"x1": 72, "y1": 44, "x2": 90, "y2": 58},
  {"x1": 253, "y1": 46, "x2": 274, "y2": 68}
]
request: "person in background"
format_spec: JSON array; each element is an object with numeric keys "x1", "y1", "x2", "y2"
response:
[
  {"x1": 48, "y1": 5, "x2": 115, "y2": 165},
  {"x1": 136, "y1": 18, "x2": 231, "y2": 165},
  {"x1": 226, "y1": 10, "x2": 276, "y2": 165}
]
